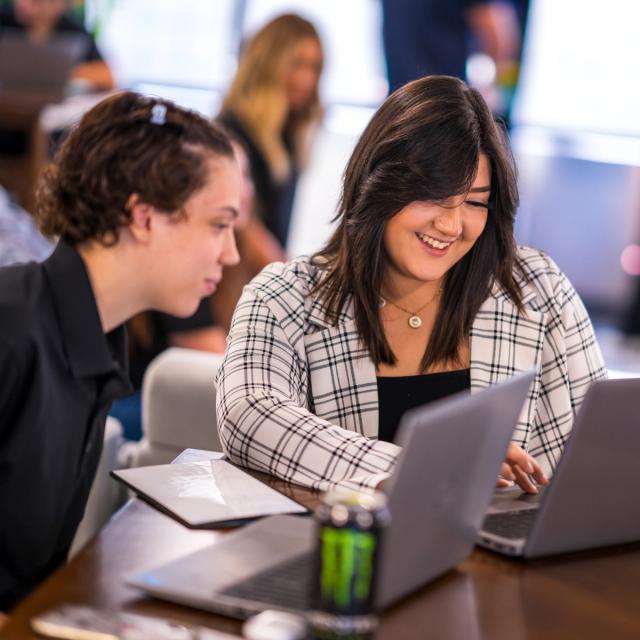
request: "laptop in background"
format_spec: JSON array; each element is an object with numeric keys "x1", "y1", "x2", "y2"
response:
[
  {"x1": 0, "y1": 31, "x2": 87, "y2": 98},
  {"x1": 479, "y1": 377, "x2": 640, "y2": 558},
  {"x1": 127, "y1": 369, "x2": 535, "y2": 618}
]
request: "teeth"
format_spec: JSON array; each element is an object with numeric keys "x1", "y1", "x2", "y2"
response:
[{"x1": 417, "y1": 233, "x2": 451, "y2": 249}]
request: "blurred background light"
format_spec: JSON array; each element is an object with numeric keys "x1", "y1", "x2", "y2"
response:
[{"x1": 621, "y1": 245, "x2": 640, "y2": 277}]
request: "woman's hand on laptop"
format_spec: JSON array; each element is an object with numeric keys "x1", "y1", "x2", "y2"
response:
[{"x1": 497, "y1": 443, "x2": 548, "y2": 494}]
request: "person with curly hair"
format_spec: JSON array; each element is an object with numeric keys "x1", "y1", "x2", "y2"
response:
[{"x1": 0, "y1": 91, "x2": 240, "y2": 613}]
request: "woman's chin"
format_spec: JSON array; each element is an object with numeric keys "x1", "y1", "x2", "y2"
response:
[{"x1": 160, "y1": 299, "x2": 201, "y2": 319}]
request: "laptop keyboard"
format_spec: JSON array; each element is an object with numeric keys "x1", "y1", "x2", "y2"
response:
[
  {"x1": 221, "y1": 552, "x2": 314, "y2": 611},
  {"x1": 482, "y1": 508, "x2": 538, "y2": 539}
]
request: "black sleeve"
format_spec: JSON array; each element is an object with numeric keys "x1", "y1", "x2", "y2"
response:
[
  {"x1": 0, "y1": 337, "x2": 23, "y2": 443},
  {"x1": 0, "y1": 338, "x2": 28, "y2": 610}
]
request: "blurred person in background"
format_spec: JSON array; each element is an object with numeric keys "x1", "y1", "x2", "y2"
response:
[
  {"x1": 0, "y1": 92, "x2": 240, "y2": 613},
  {"x1": 381, "y1": 0, "x2": 522, "y2": 117},
  {"x1": 217, "y1": 75, "x2": 606, "y2": 494},
  {"x1": 0, "y1": 0, "x2": 113, "y2": 91},
  {"x1": 0, "y1": 0, "x2": 115, "y2": 189},
  {"x1": 210, "y1": 134, "x2": 285, "y2": 329},
  {"x1": 218, "y1": 13, "x2": 324, "y2": 251}
]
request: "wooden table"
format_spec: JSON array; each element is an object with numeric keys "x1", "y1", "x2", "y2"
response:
[{"x1": 2, "y1": 473, "x2": 640, "y2": 639}]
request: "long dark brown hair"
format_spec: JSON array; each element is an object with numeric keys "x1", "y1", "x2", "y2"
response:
[{"x1": 313, "y1": 75, "x2": 523, "y2": 370}]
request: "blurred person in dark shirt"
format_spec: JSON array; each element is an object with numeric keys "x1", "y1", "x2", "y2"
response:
[
  {"x1": 210, "y1": 134, "x2": 286, "y2": 330},
  {"x1": 0, "y1": 0, "x2": 113, "y2": 90},
  {"x1": 0, "y1": 0, "x2": 114, "y2": 159},
  {"x1": 219, "y1": 13, "x2": 324, "y2": 250},
  {"x1": 382, "y1": 0, "x2": 521, "y2": 91}
]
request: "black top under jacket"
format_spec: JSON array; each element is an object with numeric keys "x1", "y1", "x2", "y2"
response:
[
  {"x1": 377, "y1": 369, "x2": 471, "y2": 443},
  {"x1": 0, "y1": 241, "x2": 132, "y2": 611}
]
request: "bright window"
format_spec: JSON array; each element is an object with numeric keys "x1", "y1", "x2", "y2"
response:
[{"x1": 86, "y1": 0, "x2": 387, "y2": 110}]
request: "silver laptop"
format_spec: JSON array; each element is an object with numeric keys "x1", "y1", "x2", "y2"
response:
[
  {"x1": 479, "y1": 377, "x2": 640, "y2": 558},
  {"x1": 127, "y1": 370, "x2": 535, "y2": 618}
]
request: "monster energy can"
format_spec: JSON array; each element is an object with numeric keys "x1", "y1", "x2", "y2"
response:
[{"x1": 312, "y1": 489, "x2": 390, "y2": 637}]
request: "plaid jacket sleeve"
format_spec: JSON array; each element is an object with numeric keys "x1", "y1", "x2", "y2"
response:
[
  {"x1": 215, "y1": 261, "x2": 399, "y2": 492},
  {"x1": 469, "y1": 248, "x2": 607, "y2": 475},
  {"x1": 519, "y1": 248, "x2": 607, "y2": 471}
]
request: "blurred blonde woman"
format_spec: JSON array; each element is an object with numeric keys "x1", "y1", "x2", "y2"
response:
[{"x1": 219, "y1": 13, "x2": 323, "y2": 249}]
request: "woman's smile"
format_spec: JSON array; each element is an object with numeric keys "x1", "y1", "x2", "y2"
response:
[{"x1": 416, "y1": 232, "x2": 454, "y2": 256}]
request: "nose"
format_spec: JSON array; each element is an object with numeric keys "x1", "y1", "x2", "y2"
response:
[
  {"x1": 220, "y1": 228, "x2": 240, "y2": 267},
  {"x1": 433, "y1": 205, "x2": 462, "y2": 238}
]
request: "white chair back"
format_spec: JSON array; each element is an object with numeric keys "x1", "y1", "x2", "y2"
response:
[{"x1": 133, "y1": 348, "x2": 224, "y2": 467}]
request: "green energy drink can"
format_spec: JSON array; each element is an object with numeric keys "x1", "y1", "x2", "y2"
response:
[{"x1": 312, "y1": 489, "x2": 389, "y2": 634}]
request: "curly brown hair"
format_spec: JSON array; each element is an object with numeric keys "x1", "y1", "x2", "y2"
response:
[{"x1": 36, "y1": 91, "x2": 234, "y2": 245}]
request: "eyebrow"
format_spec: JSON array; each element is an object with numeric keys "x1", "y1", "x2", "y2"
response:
[
  {"x1": 468, "y1": 186, "x2": 491, "y2": 194},
  {"x1": 218, "y1": 206, "x2": 239, "y2": 219}
]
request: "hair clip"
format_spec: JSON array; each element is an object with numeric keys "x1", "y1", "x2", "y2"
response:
[{"x1": 150, "y1": 103, "x2": 167, "y2": 125}]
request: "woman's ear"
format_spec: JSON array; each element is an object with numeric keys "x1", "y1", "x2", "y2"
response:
[{"x1": 126, "y1": 194, "x2": 154, "y2": 243}]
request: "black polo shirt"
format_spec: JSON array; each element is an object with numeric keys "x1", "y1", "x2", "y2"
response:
[{"x1": 0, "y1": 241, "x2": 132, "y2": 611}]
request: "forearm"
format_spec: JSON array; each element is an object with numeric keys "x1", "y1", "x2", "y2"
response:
[
  {"x1": 218, "y1": 391, "x2": 398, "y2": 492},
  {"x1": 216, "y1": 276, "x2": 398, "y2": 491},
  {"x1": 71, "y1": 61, "x2": 114, "y2": 91},
  {"x1": 466, "y1": 2, "x2": 520, "y2": 65}
]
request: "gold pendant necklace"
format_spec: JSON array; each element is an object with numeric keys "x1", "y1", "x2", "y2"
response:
[{"x1": 381, "y1": 286, "x2": 442, "y2": 329}]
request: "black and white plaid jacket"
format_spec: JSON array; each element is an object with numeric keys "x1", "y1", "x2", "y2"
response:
[{"x1": 216, "y1": 246, "x2": 607, "y2": 491}]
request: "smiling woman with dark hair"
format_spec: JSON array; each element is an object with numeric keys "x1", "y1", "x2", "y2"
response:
[{"x1": 216, "y1": 75, "x2": 607, "y2": 494}]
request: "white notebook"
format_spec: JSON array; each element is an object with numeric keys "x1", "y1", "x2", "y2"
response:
[{"x1": 112, "y1": 459, "x2": 308, "y2": 528}]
